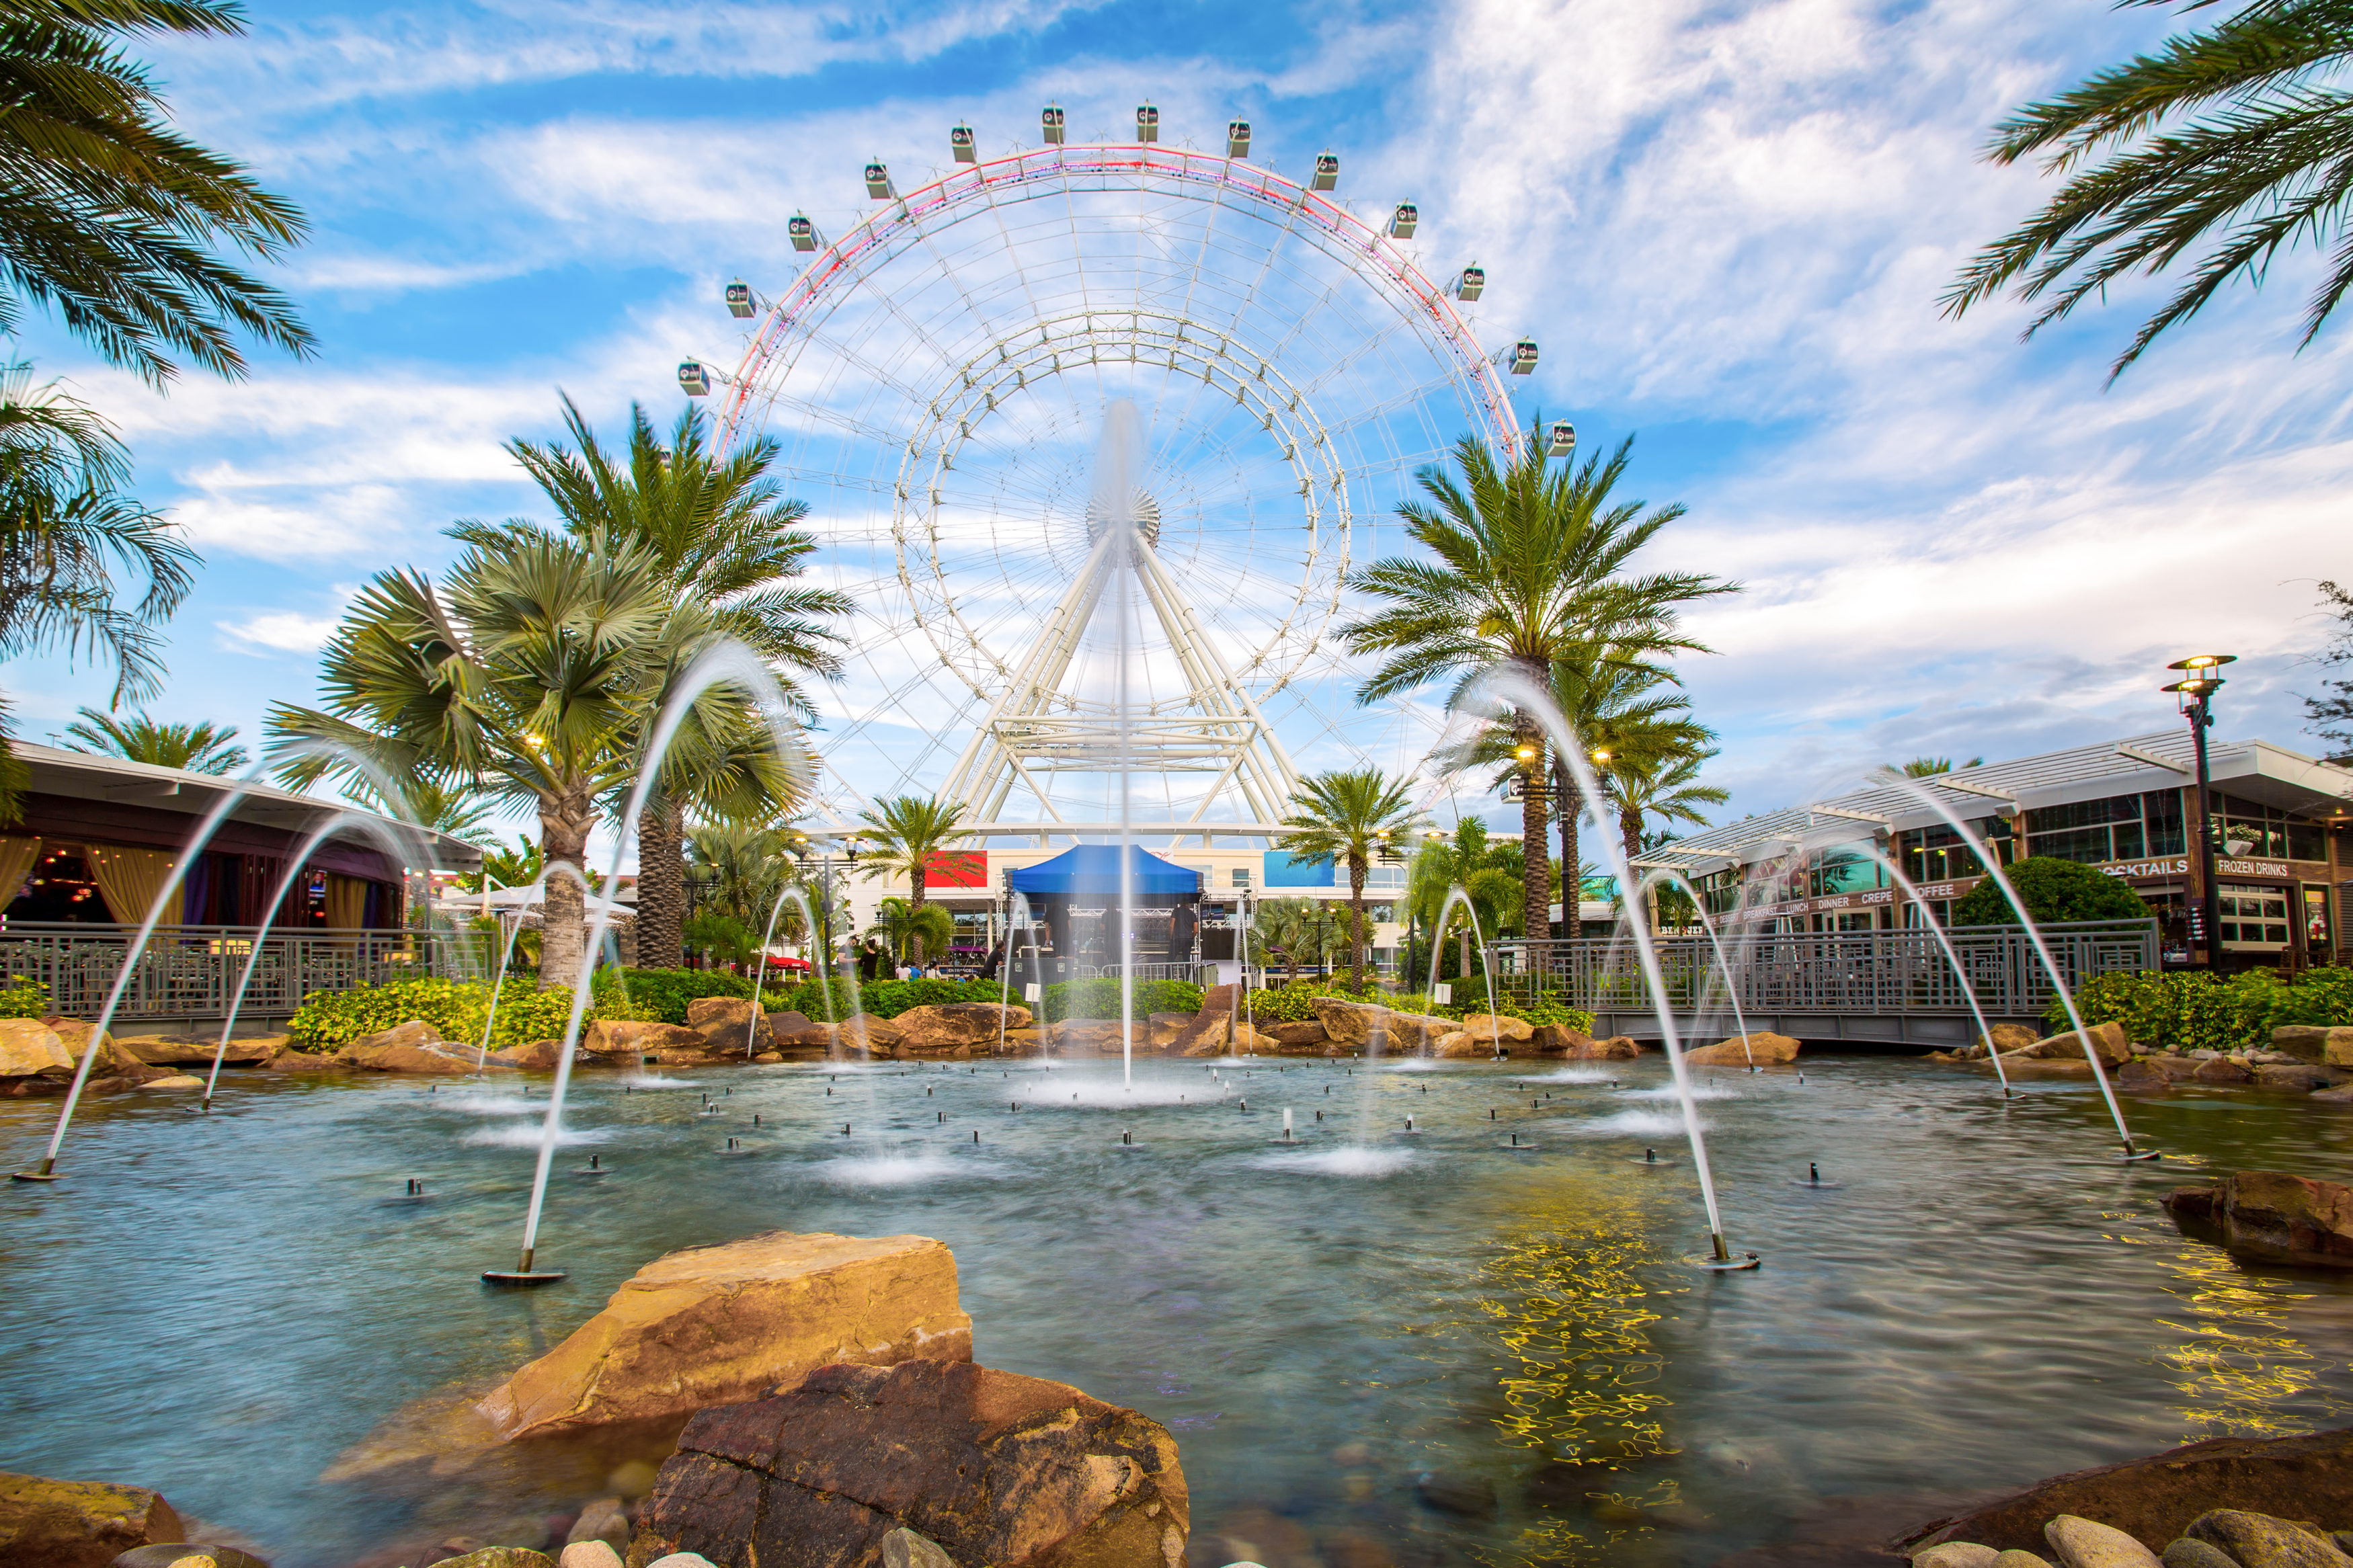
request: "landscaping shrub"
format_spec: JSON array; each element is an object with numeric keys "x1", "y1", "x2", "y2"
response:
[
  {"x1": 769, "y1": 974, "x2": 1009, "y2": 1022},
  {"x1": 0, "y1": 977, "x2": 50, "y2": 1020},
  {"x1": 1039, "y1": 977, "x2": 1204, "y2": 1022},
  {"x1": 1950, "y1": 856, "x2": 2152, "y2": 927},
  {"x1": 285, "y1": 974, "x2": 632, "y2": 1050},
  {"x1": 1237, "y1": 978, "x2": 1593, "y2": 1034},
  {"x1": 622, "y1": 966, "x2": 754, "y2": 1024},
  {"x1": 2052, "y1": 966, "x2": 2353, "y2": 1054}
]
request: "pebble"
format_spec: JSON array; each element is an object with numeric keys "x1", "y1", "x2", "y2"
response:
[
  {"x1": 883, "y1": 1528, "x2": 957, "y2": 1568},
  {"x1": 559, "y1": 1548, "x2": 623, "y2": 1568},
  {"x1": 1997, "y1": 1554, "x2": 2058, "y2": 1568},
  {"x1": 2188, "y1": 1511, "x2": 2349, "y2": 1568},
  {"x1": 2163, "y1": 1542, "x2": 2242, "y2": 1568},
  {"x1": 647, "y1": 1557, "x2": 721, "y2": 1568},
  {"x1": 1914, "y1": 1546, "x2": 1999, "y2": 1568},
  {"x1": 565, "y1": 1497, "x2": 629, "y2": 1553},
  {"x1": 2048, "y1": 1514, "x2": 2163, "y2": 1568}
]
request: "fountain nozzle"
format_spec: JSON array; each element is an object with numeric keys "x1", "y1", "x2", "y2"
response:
[
  {"x1": 1808, "y1": 1162, "x2": 1819, "y2": 1184},
  {"x1": 1646, "y1": 1148, "x2": 1656, "y2": 1162}
]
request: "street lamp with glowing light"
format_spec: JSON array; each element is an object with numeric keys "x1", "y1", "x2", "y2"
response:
[{"x1": 2161, "y1": 653, "x2": 2236, "y2": 970}]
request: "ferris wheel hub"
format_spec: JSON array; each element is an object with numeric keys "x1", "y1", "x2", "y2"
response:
[{"x1": 1085, "y1": 491, "x2": 1161, "y2": 550}]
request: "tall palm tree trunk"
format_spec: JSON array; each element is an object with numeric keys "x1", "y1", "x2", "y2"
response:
[
  {"x1": 537, "y1": 787, "x2": 596, "y2": 991},
  {"x1": 1555, "y1": 753, "x2": 1580, "y2": 940},
  {"x1": 910, "y1": 865, "x2": 928, "y2": 964},
  {"x1": 634, "y1": 796, "x2": 685, "y2": 970},
  {"x1": 1517, "y1": 713, "x2": 1551, "y2": 940},
  {"x1": 1348, "y1": 858, "x2": 1369, "y2": 991}
]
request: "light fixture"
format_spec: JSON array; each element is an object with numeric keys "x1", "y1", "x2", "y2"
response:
[
  {"x1": 1513, "y1": 743, "x2": 1538, "y2": 762},
  {"x1": 1591, "y1": 749, "x2": 1611, "y2": 764}
]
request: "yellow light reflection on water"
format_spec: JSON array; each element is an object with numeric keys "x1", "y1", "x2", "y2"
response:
[{"x1": 2153, "y1": 1239, "x2": 2353, "y2": 1443}]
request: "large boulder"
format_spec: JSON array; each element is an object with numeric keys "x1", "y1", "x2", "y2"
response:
[
  {"x1": 2163, "y1": 1171, "x2": 2353, "y2": 1268},
  {"x1": 337, "y1": 1020, "x2": 512, "y2": 1074},
  {"x1": 485, "y1": 1038, "x2": 583, "y2": 1071},
  {"x1": 0, "y1": 1019, "x2": 70, "y2": 1077},
  {"x1": 1145, "y1": 1012, "x2": 1191, "y2": 1050},
  {"x1": 478, "y1": 1231, "x2": 973, "y2": 1440},
  {"x1": 1902, "y1": 1427, "x2": 2353, "y2": 1556},
  {"x1": 1430, "y1": 1030, "x2": 1487, "y2": 1059},
  {"x1": 0, "y1": 1470, "x2": 183, "y2": 1568},
  {"x1": 837, "y1": 1016, "x2": 904, "y2": 1058},
  {"x1": 1309, "y1": 996, "x2": 1382, "y2": 1048},
  {"x1": 1263, "y1": 1020, "x2": 1328, "y2": 1049},
  {"x1": 1977, "y1": 1023, "x2": 2039, "y2": 1057},
  {"x1": 1533, "y1": 1026, "x2": 1640, "y2": 1060},
  {"x1": 2272, "y1": 1026, "x2": 2353, "y2": 1068},
  {"x1": 1683, "y1": 1032, "x2": 1801, "y2": 1067},
  {"x1": 687, "y1": 996, "x2": 772, "y2": 1057},
  {"x1": 770, "y1": 1014, "x2": 839, "y2": 1054},
  {"x1": 1169, "y1": 1013, "x2": 1230, "y2": 1057},
  {"x1": 1047, "y1": 1020, "x2": 1123, "y2": 1057},
  {"x1": 582, "y1": 1020, "x2": 707, "y2": 1059},
  {"x1": 629, "y1": 1358, "x2": 1187, "y2": 1568},
  {"x1": 1458, "y1": 1014, "x2": 1533, "y2": 1044},
  {"x1": 2015, "y1": 1020, "x2": 2132, "y2": 1067},
  {"x1": 2184, "y1": 1510, "x2": 2351, "y2": 1568},
  {"x1": 110, "y1": 1032, "x2": 279, "y2": 1066}
]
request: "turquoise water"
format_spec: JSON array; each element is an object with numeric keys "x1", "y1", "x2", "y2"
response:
[{"x1": 4, "y1": 1055, "x2": 2352, "y2": 1568}]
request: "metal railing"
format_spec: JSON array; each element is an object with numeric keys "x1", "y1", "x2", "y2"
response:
[
  {"x1": 1490, "y1": 919, "x2": 2159, "y2": 1021},
  {"x1": 0, "y1": 923, "x2": 496, "y2": 1023},
  {"x1": 1074, "y1": 961, "x2": 1199, "y2": 983}
]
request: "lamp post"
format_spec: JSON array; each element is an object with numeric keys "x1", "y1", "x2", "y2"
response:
[{"x1": 2162, "y1": 654, "x2": 2236, "y2": 971}]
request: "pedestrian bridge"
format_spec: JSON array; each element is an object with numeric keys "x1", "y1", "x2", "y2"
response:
[{"x1": 1488, "y1": 920, "x2": 2160, "y2": 1050}]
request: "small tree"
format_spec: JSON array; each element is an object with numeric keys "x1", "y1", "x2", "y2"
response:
[
  {"x1": 854, "y1": 794, "x2": 976, "y2": 962},
  {"x1": 869, "y1": 896, "x2": 954, "y2": 968},
  {"x1": 1275, "y1": 768, "x2": 1427, "y2": 990},
  {"x1": 1950, "y1": 856, "x2": 2152, "y2": 928},
  {"x1": 59, "y1": 706, "x2": 244, "y2": 774}
]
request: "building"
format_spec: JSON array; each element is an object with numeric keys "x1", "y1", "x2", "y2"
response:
[{"x1": 1646, "y1": 731, "x2": 2353, "y2": 968}]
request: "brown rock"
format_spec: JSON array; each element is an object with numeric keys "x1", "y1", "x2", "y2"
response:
[
  {"x1": 1901, "y1": 1427, "x2": 2353, "y2": 1557},
  {"x1": 687, "y1": 996, "x2": 772, "y2": 1056},
  {"x1": 1459, "y1": 1013, "x2": 1534, "y2": 1044},
  {"x1": 2315, "y1": 1085, "x2": 2353, "y2": 1104},
  {"x1": 2272, "y1": 1026, "x2": 2353, "y2": 1067},
  {"x1": 1538, "y1": 1028, "x2": 1640, "y2": 1060},
  {"x1": 429, "y1": 1552, "x2": 554, "y2": 1568},
  {"x1": 1264, "y1": 1020, "x2": 1328, "y2": 1048},
  {"x1": 2255, "y1": 1063, "x2": 2337, "y2": 1090},
  {"x1": 885, "y1": 1005, "x2": 1029, "y2": 1058},
  {"x1": 2192, "y1": 1058, "x2": 2252, "y2": 1085},
  {"x1": 485, "y1": 1038, "x2": 579, "y2": 1071},
  {"x1": 2161, "y1": 1171, "x2": 2353, "y2": 1268},
  {"x1": 1684, "y1": 1032, "x2": 1801, "y2": 1067},
  {"x1": 1048, "y1": 1020, "x2": 1124, "y2": 1056},
  {"x1": 2044, "y1": 1514, "x2": 2163, "y2": 1568},
  {"x1": 998, "y1": 1028, "x2": 1045, "y2": 1057},
  {"x1": 336, "y1": 1020, "x2": 506, "y2": 1073},
  {"x1": 1228, "y1": 1023, "x2": 1278, "y2": 1053},
  {"x1": 0, "y1": 1469, "x2": 184, "y2": 1568},
  {"x1": 477, "y1": 1230, "x2": 973, "y2": 1440},
  {"x1": 2019, "y1": 1020, "x2": 2132, "y2": 1067},
  {"x1": 2118, "y1": 1059, "x2": 2175, "y2": 1089},
  {"x1": 631, "y1": 1358, "x2": 1187, "y2": 1568},
  {"x1": 1145, "y1": 1012, "x2": 1192, "y2": 1050},
  {"x1": 0, "y1": 1020, "x2": 71, "y2": 1077},
  {"x1": 1431, "y1": 1029, "x2": 1486, "y2": 1058},
  {"x1": 1979, "y1": 1023, "x2": 2038, "y2": 1056},
  {"x1": 580, "y1": 1020, "x2": 707, "y2": 1059},
  {"x1": 111, "y1": 1032, "x2": 278, "y2": 1066},
  {"x1": 1169, "y1": 1013, "x2": 1230, "y2": 1057},
  {"x1": 1197, "y1": 983, "x2": 1238, "y2": 1021},
  {"x1": 2185, "y1": 1510, "x2": 2351, "y2": 1568}
]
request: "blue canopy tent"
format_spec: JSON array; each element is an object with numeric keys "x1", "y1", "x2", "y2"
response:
[{"x1": 1002, "y1": 845, "x2": 1201, "y2": 976}]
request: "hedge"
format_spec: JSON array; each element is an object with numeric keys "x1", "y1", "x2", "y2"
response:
[
  {"x1": 1039, "y1": 978, "x2": 1204, "y2": 1022},
  {"x1": 1237, "y1": 979, "x2": 1593, "y2": 1035},
  {"x1": 285, "y1": 972, "x2": 636, "y2": 1051},
  {"x1": 766, "y1": 974, "x2": 1010, "y2": 1022},
  {"x1": 622, "y1": 966, "x2": 754, "y2": 1025},
  {"x1": 2048, "y1": 966, "x2": 2353, "y2": 1055},
  {"x1": 0, "y1": 978, "x2": 48, "y2": 1020}
]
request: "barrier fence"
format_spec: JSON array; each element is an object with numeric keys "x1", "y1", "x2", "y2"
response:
[{"x1": 0, "y1": 923, "x2": 495, "y2": 1024}]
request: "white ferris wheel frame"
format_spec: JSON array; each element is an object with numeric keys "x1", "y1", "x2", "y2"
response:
[{"x1": 709, "y1": 141, "x2": 1525, "y2": 836}]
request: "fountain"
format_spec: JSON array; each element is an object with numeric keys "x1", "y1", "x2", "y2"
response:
[
  {"x1": 1632, "y1": 868, "x2": 1758, "y2": 1069},
  {"x1": 1856, "y1": 845, "x2": 2013, "y2": 1097},
  {"x1": 1433, "y1": 885, "x2": 1500, "y2": 1046}
]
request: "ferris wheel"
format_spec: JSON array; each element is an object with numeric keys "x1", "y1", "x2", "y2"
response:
[{"x1": 688, "y1": 111, "x2": 1550, "y2": 834}]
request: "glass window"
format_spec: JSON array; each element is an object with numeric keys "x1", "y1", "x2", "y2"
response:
[
  {"x1": 2287, "y1": 819, "x2": 2326, "y2": 862},
  {"x1": 1231, "y1": 867, "x2": 1251, "y2": 887},
  {"x1": 2110, "y1": 821, "x2": 2145, "y2": 860},
  {"x1": 2218, "y1": 883, "x2": 2292, "y2": 949},
  {"x1": 2145, "y1": 790, "x2": 2186, "y2": 855},
  {"x1": 1901, "y1": 823, "x2": 1987, "y2": 883},
  {"x1": 1812, "y1": 842, "x2": 1882, "y2": 896},
  {"x1": 2028, "y1": 825, "x2": 2114, "y2": 864}
]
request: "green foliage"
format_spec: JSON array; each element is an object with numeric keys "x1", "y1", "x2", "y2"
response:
[
  {"x1": 1039, "y1": 978, "x2": 1205, "y2": 1022},
  {"x1": 0, "y1": 977, "x2": 48, "y2": 1019},
  {"x1": 621, "y1": 966, "x2": 755, "y2": 1025},
  {"x1": 1950, "y1": 856, "x2": 2152, "y2": 928},
  {"x1": 770, "y1": 973, "x2": 1007, "y2": 1022},
  {"x1": 2054, "y1": 966, "x2": 2353, "y2": 1055},
  {"x1": 285, "y1": 975, "x2": 627, "y2": 1050},
  {"x1": 684, "y1": 910, "x2": 759, "y2": 966},
  {"x1": 1242, "y1": 977, "x2": 1593, "y2": 1034}
]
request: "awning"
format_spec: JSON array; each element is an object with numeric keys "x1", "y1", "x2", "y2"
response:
[{"x1": 1006, "y1": 844, "x2": 1201, "y2": 897}]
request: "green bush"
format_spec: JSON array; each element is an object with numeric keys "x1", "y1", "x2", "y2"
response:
[
  {"x1": 1236, "y1": 978, "x2": 1594, "y2": 1034},
  {"x1": 1951, "y1": 856, "x2": 2152, "y2": 927},
  {"x1": 0, "y1": 977, "x2": 49, "y2": 1020},
  {"x1": 768, "y1": 974, "x2": 1010, "y2": 1022},
  {"x1": 285, "y1": 975, "x2": 628, "y2": 1051},
  {"x1": 1039, "y1": 977, "x2": 1205, "y2": 1022},
  {"x1": 2053, "y1": 966, "x2": 2353, "y2": 1053},
  {"x1": 622, "y1": 966, "x2": 755, "y2": 1024}
]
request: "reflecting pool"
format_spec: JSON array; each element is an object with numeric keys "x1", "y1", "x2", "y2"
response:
[{"x1": 4, "y1": 1054, "x2": 2351, "y2": 1568}]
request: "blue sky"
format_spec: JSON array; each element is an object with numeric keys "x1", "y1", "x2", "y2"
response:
[{"x1": 6, "y1": 0, "x2": 2348, "y2": 850}]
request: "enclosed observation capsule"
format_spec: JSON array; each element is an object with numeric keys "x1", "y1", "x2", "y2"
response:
[
  {"x1": 1137, "y1": 104, "x2": 1160, "y2": 142},
  {"x1": 1042, "y1": 105, "x2": 1065, "y2": 144},
  {"x1": 1455, "y1": 265, "x2": 1485, "y2": 302},
  {"x1": 724, "y1": 280, "x2": 754, "y2": 319},
  {"x1": 951, "y1": 124, "x2": 976, "y2": 163},
  {"x1": 1389, "y1": 202, "x2": 1418, "y2": 239},
  {"x1": 1509, "y1": 339, "x2": 1538, "y2": 374},
  {"x1": 788, "y1": 213, "x2": 818, "y2": 252},
  {"x1": 1227, "y1": 120, "x2": 1251, "y2": 158},
  {"x1": 678, "y1": 360, "x2": 711, "y2": 397},
  {"x1": 1547, "y1": 419, "x2": 1576, "y2": 457},
  {"x1": 1312, "y1": 153, "x2": 1339, "y2": 190},
  {"x1": 863, "y1": 161, "x2": 893, "y2": 199}
]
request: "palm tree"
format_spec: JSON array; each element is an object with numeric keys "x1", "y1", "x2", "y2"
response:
[
  {"x1": 1274, "y1": 768, "x2": 1427, "y2": 991},
  {"x1": 339, "y1": 774, "x2": 500, "y2": 844},
  {"x1": 1342, "y1": 425, "x2": 1736, "y2": 936},
  {"x1": 854, "y1": 794, "x2": 977, "y2": 962},
  {"x1": 1897, "y1": 756, "x2": 1983, "y2": 778},
  {"x1": 869, "y1": 896, "x2": 953, "y2": 970},
  {"x1": 1605, "y1": 749, "x2": 1727, "y2": 869},
  {"x1": 686, "y1": 821, "x2": 796, "y2": 931},
  {"x1": 1248, "y1": 896, "x2": 1317, "y2": 982},
  {"x1": 267, "y1": 532, "x2": 797, "y2": 989},
  {"x1": 473, "y1": 395, "x2": 850, "y2": 969},
  {"x1": 0, "y1": 2, "x2": 311, "y2": 385},
  {"x1": 58, "y1": 705, "x2": 242, "y2": 773},
  {"x1": 1944, "y1": 1, "x2": 2353, "y2": 380}
]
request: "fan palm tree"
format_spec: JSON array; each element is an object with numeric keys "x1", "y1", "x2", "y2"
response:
[
  {"x1": 1248, "y1": 896, "x2": 1318, "y2": 981},
  {"x1": 686, "y1": 821, "x2": 796, "y2": 932},
  {"x1": 1945, "y1": 0, "x2": 2353, "y2": 380},
  {"x1": 1604, "y1": 749, "x2": 1727, "y2": 868},
  {"x1": 1342, "y1": 425, "x2": 1735, "y2": 936},
  {"x1": 0, "y1": 1, "x2": 311, "y2": 385},
  {"x1": 1273, "y1": 768, "x2": 1427, "y2": 991},
  {"x1": 338, "y1": 774, "x2": 500, "y2": 844},
  {"x1": 854, "y1": 794, "x2": 978, "y2": 962},
  {"x1": 869, "y1": 896, "x2": 953, "y2": 969},
  {"x1": 266, "y1": 532, "x2": 797, "y2": 989},
  {"x1": 58, "y1": 704, "x2": 241, "y2": 772},
  {"x1": 466, "y1": 395, "x2": 850, "y2": 968}
]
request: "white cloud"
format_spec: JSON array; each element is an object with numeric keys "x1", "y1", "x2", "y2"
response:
[{"x1": 216, "y1": 609, "x2": 342, "y2": 656}]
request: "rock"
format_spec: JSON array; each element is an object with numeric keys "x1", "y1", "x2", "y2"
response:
[
  {"x1": 0, "y1": 1019, "x2": 71, "y2": 1077},
  {"x1": 2047, "y1": 1515, "x2": 2165, "y2": 1568},
  {"x1": 647, "y1": 1557, "x2": 720, "y2": 1568},
  {"x1": 686, "y1": 997, "x2": 772, "y2": 1055},
  {"x1": 580, "y1": 1020, "x2": 706, "y2": 1059},
  {"x1": 1170, "y1": 1013, "x2": 1230, "y2": 1057},
  {"x1": 2163, "y1": 1171, "x2": 2353, "y2": 1267},
  {"x1": 1684, "y1": 1032, "x2": 1801, "y2": 1067},
  {"x1": 426, "y1": 1551, "x2": 554, "y2": 1568},
  {"x1": 1997, "y1": 1556, "x2": 2057, "y2": 1568},
  {"x1": 1047, "y1": 1020, "x2": 1123, "y2": 1056},
  {"x1": 1146, "y1": 1012, "x2": 1193, "y2": 1050},
  {"x1": 2186, "y1": 1511, "x2": 2352, "y2": 1568},
  {"x1": 632, "y1": 1358, "x2": 1185, "y2": 1568},
  {"x1": 2338, "y1": 1535, "x2": 2353, "y2": 1558},
  {"x1": 1558, "y1": 1032, "x2": 1642, "y2": 1061},
  {"x1": 1263, "y1": 1020, "x2": 1328, "y2": 1048},
  {"x1": 2022, "y1": 1020, "x2": 2132, "y2": 1067},
  {"x1": 567, "y1": 1497, "x2": 629, "y2": 1555},
  {"x1": 752, "y1": 1052, "x2": 784, "y2": 1064},
  {"x1": 2272, "y1": 1027, "x2": 2353, "y2": 1067},
  {"x1": 2256, "y1": 1064, "x2": 2338, "y2": 1090},
  {"x1": 487, "y1": 1038, "x2": 577, "y2": 1071},
  {"x1": 138, "y1": 1074, "x2": 204, "y2": 1091},
  {"x1": 2313, "y1": 1086, "x2": 2353, "y2": 1104},
  {"x1": 559, "y1": 1546, "x2": 623, "y2": 1568},
  {"x1": 477, "y1": 1229, "x2": 973, "y2": 1440},
  {"x1": 108, "y1": 1548, "x2": 269, "y2": 1568},
  {"x1": 888, "y1": 1005, "x2": 1028, "y2": 1057},
  {"x1": 337, "y1": 1020, "x2": 508, "y2": 1073},
  {"x1": 1310, "y1": 996, "x2": 1384, "y2": 1047},
  {"x1": 2194, "y1": 1059, "x2": 2253, "y2": 1085},
  {"x1": 2119, "y1": 1059, "x2": 2176, "y2": 1089},
  {"x1": 881, "y1": 1527, "x2": 955, "y2": 1568},
  {"x1": 0, "y1": 1470, "x2": 184, "y2": 1568},
  {"x1": 2163, "y1": 1542, "x2": 2243, "y2": 1568},
  {"x1": 1900, "y1": 1427, "x2": 2353, "y2": 1557},
  {"x1": 1431, "y1": 1030, "x2": 1483, "y2": 1058},
  {"x1": 110, "y1": 1033, "x2": 279, "y2": 1066},
  {"x1": 1414, "y1": 1472, "x2": 1498, "y2": 1517},
  {"x1": 1980, "y1": 1023, "x2": 2038, "y2": 1055},
  {"x1": 1911, "y1": 1546, "x2": 1999, "y2": 1568},
  {"x1": 1459, "y1": 1013, "x2": 1533, "y2": 1044}
]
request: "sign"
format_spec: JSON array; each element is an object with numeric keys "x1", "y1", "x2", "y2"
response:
[
  {"x1": 1023, "y1": 982, "x2": 1041, "y2": 1002},
  {"x1": 923, "y1": 850, "x2": 988, "y2": 888},
  {"x1": 1432, "y1": 982, "x2": 1453, "y2": 1005},
  {"x1": 2099, "y1": 857, "x2": 2190, "y2": 881}
]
